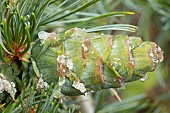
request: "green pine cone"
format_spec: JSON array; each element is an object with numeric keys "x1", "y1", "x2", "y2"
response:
[{"x1": 30, "y1": 28, "x2": 163, "y2": 96}]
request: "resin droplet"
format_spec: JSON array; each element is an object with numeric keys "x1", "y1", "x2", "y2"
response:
[
  {"x1": 38, "y1": 31, "x2": 49, "y2": 44},
  {"x1": 72, "y1": 81, "x2": 86, "y2": 93},
  {"x1": 36, "y1": 76, "x2": 49, "y2": 91},
  {"x1": 0, "y1": 73, "x2": 17, "y2": 99},
  {"x1": 58, "y1": 77, "x2": 65, "y2": 86},
  {"x1": 57, "y1": 55, "x2": 74, "y2": 70},
  {"x1": 140, "y1": 74, "x2": 148, "y2": 82}
]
